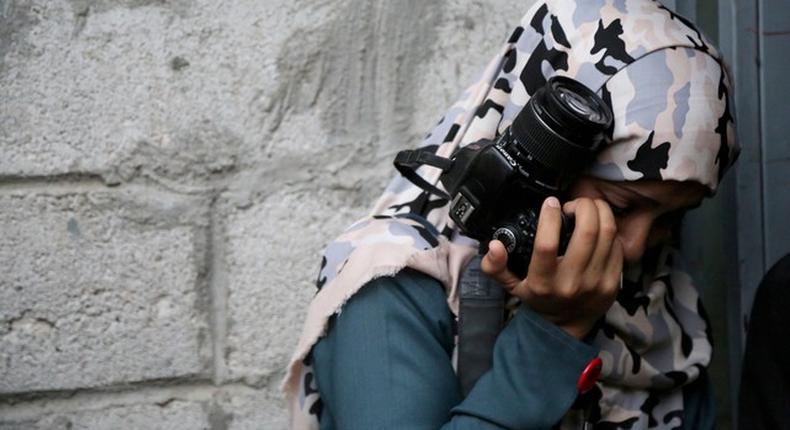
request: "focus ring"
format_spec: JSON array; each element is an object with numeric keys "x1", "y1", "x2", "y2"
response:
[{"x1": 513, "y1": 103, "x2": 595, "y2": 171}]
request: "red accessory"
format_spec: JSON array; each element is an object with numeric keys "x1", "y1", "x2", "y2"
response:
[{"x1": 577, "y1": 357, "x2": 603, "y2": 394}]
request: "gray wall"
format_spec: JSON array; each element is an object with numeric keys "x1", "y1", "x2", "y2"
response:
[
  {"x1": 725, "y1": 0, "x2": 790, "y2": 336},
  {"x1": 683, "y1": 1, "x2": 790, "y2": 428},
  {"x1": 723, "y1": 0, "x2": 790, "y2": 426},
  {"x1": 0, "y1": 0, "x2": 528, "y2": 428}
]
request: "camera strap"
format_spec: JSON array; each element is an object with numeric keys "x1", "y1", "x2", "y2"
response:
[
  {"x1": 395, "y1": 149, "x2": 506, "y2": 395},
  {"x1": 393, "y1": 149, "x2": 453, "y2": 200},
  {"x1": 457, "y1": 254, "x2": 506, "y2": 397}
]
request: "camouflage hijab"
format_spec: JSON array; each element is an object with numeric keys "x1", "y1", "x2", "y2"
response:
[{"x1": 283, "y1": 0, "x2": 739, "y2": 428}]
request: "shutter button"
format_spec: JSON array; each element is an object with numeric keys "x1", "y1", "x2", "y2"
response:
[{"x1": 576, "y1": 357, "x2": 602, "y2": 394}]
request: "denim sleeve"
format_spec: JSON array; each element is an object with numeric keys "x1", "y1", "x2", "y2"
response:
[{"x1": 312, "y1": 269, "x2": 599, "y2": 430}]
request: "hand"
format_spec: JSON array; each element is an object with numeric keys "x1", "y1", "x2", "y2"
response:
[{"x1": 481, "y1": 197, "x2": 623, "y2": 339}]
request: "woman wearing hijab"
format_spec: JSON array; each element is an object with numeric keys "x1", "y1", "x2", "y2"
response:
[{"x1": 283, "y1": 0, "x2": 739, "y2": 428}]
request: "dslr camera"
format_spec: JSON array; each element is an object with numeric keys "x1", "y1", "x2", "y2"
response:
[{"x1": 395, "y1": 76, "x2": 613, "y2": 278}]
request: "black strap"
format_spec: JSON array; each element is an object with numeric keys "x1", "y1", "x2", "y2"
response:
[
  {"x1": 393, "y1": 149, "x2": 453, "y2": 200},
  {"x1": 457, "y1": 255, "x2": 506, "y2": 397}
]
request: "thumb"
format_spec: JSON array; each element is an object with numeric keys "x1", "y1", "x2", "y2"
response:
[{"x1": 480, "y1": 240, "x2": 522, "y2": 290}]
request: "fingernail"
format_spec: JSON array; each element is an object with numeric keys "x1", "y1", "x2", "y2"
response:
[{"x1": 545, "y1": 196, "x2": 560, "y2": 208}]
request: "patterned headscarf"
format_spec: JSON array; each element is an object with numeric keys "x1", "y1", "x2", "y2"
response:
[{"x1": 283, "y1": 0, "x2": 739, "y2": 428}]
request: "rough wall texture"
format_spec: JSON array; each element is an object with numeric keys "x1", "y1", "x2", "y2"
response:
[{"x1": 0, "y1": 0, "x2": 529, "y2": 428}]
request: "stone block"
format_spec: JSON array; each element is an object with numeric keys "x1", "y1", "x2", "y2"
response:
[
  {"x1": 0, "y1": 0, "x2": 283, "y2": 181},
  {"x1": 221, "y1": 188, "x2": 368, "y2": 383},
  {"x1": 0, "y1": 0, "x2": 527, "y2": 187},
  {"x1": 215, "y1": 386, "x2": 288, "y2": 430},
  {"x1": 0, "y1": 186, "x2": 211, "y2": 393}
]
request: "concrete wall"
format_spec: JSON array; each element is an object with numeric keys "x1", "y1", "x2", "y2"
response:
[{"x1": 0, "y1": 0, "x2": 528, "y2": 428}]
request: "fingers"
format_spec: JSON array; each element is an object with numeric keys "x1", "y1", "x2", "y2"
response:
[
  {"x1": 527, "y1": 196, "x2": 562, "y2": 278},
  {"x1": 583, "y1": 199, "x2": 618, "y2": 281},
  {"x1": 509, "y1": 196, "x2": 623, "y2": 340},
  {"x1": 601, "y1": 237, "x2": 624, "y2": 295},
  {"x1": 480, "y1": 240, "x2": 522, "y2": 290},
  {"x1": 561, "y1": 198, "x2": 599, "y2": 271}
]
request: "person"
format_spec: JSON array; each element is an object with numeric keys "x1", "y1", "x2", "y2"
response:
[
  {"x1": 282, "y1": 0, "x2": 739, "y2": 428},
  {"x1": 739, "y1": 252, "x2": 790, "y2": 430}
]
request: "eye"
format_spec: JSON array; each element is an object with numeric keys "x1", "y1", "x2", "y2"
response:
[
  {"x1": 655, "y1": 209, "x2": 686, "y2": 227},
  {"x1": 609, "y1": 204, "x2": 631, "y2": 217}
]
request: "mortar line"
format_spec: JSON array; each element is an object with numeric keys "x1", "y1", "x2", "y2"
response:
[
  {"x1": 0, "y1": 174, "x2": 110, "y2": 193},
  {"x1": 0, "y1": 381, "x2": 265, "y2": 421},
  {"x1": 207, "y1": 193, "x2": 230, "y2": 384}
]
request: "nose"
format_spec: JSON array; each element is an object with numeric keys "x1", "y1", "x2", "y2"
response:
[{"x1": 617, "y1": 214, "x2": 654, "y2": 264}]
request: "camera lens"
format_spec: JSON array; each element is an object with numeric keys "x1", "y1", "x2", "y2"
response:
[
  {"x1": 558, "y1": 87, "x2": 603, "y2": 122},
  {"x1": 506, "y1": 76, "x2": 613, "y2": 192}
]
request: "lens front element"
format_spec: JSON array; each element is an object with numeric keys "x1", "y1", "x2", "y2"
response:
[{"x1": 558, "y1": 87, "x2": 603, "y2": 122}]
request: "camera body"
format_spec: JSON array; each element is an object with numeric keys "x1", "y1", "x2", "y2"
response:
[
  {"x1": 439, "y1": 76, "x2": 613, "y2": 278},
  {"x1": 441, "y1": 129, "x2": 570, "y2": 278}
]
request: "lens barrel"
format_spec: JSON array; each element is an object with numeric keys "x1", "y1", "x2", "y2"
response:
[{"x1": 510, "y1": 76, "x2": 613, "y2": 174}]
